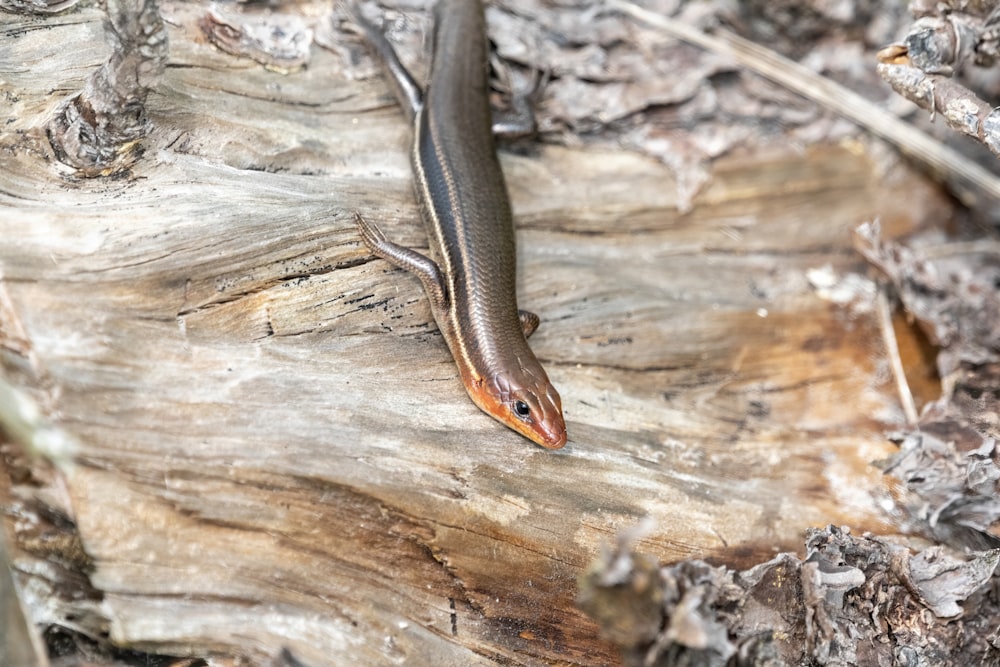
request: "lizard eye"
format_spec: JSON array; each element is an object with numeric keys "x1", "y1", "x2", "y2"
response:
[{"x1": 513, "y1": 400, "x2": 531, "y2": 418}]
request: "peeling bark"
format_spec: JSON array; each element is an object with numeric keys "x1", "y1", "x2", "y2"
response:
[{"x1": 580, "y1": 525, "x2": 1000, "y2": 666}]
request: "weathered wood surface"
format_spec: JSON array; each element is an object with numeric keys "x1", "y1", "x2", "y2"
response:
[{"x1": 0, "y1": 1, "x2": 958, "y2": 665}]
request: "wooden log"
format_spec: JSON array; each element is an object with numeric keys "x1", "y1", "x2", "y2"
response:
[{"x1": 0, "y1": 0, "x2": 957, "y2": 664}]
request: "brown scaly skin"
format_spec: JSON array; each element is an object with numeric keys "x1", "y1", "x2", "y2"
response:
[{"x1": 351, "y1": 0, "x2": 567, "y2": 449}]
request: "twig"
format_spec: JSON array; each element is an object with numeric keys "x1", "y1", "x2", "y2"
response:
[
  {"x1": 878, "y1": 63, "x2": 1000, "y2": 161},
  {"x1": 875, "y1": 288, "x2": 919, "y2": 427},
  {"x1": 608, "y1": 0, "x2": 1000, "y2": 216}
]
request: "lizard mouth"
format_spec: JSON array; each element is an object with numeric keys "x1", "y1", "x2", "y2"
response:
[{"x1": 528, "y1": 418, "x2": 567, "y2": 449}]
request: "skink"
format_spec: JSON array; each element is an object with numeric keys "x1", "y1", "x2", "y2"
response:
[{"x1": 352, "y1": 0, "x2": 567, "y2": 449}]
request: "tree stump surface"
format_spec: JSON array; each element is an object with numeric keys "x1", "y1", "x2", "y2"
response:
[{"x1": 0, "y1": 1, "x2": 964, "y2": 665}]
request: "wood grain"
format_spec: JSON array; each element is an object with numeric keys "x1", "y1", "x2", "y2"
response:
[{"x1": 0, "y1": 1, "x2": 956, "y2": 664}]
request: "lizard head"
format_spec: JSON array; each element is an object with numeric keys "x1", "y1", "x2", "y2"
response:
[{"x1": 467, "y1": 365, "x2": 567, "y2": 449}]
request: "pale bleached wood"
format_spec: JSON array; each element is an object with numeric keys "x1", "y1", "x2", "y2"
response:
[{"x1": 0, "y1": 1, "x2": 957, "y2": 665}]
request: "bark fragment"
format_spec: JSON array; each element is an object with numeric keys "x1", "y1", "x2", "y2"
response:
[
  {"x1": 200, "y1": 5, "x2": 313, "y2": 73},
  {"x1": 854, "y1": 220, "x2": 1000, "y2": 381},
  {"x1": 580, "y1": 525, "x2": 1000, "y2": 666}
]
